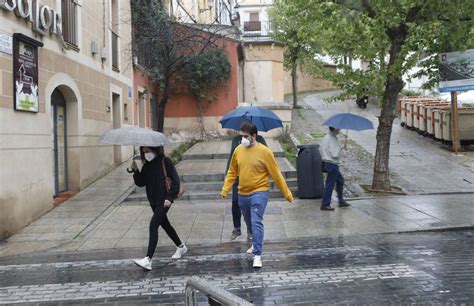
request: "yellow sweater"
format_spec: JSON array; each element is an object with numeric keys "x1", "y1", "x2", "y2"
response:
[{"x1": 221, "y1": 143, "x2": 293, "y2": 202}]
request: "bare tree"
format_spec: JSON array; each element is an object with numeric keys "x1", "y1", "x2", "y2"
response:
[{"x1": 132, "y1": 0, "x2": 237, "y2": 132}]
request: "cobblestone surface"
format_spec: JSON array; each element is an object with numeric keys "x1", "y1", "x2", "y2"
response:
[{"x1": 0, "y1": 230, "x2": 473, "y2": 305}]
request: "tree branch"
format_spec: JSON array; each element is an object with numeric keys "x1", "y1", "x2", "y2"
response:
[{"x1": 361, "y1": 0, "x2": 376, "y2": 18}]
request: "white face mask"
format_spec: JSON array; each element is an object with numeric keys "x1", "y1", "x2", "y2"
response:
[
  {"x1": 144, "y1": 152, "x2": 155, "y2": 162},
  {"x1": 241, "y1": 137, "x2": 251, "y2": 147}
]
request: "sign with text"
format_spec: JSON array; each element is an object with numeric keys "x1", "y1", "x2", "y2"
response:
[
  {"x1": 439, "y1": 49, "x2": 474, "y2": 92},
  {"x1": 0, "y1": 31, "x2": 12, "y2": 54},
  {"x1": 13, "y1": 34, "x2": 43, "y2": 112}
]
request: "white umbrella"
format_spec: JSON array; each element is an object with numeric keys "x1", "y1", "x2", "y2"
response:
[
  {"x1": 100, "y1": 126, "x2": 169, "y2": 173},
  {"x1": 99, "y1": 126, "x2": 169, "y2": 147}
]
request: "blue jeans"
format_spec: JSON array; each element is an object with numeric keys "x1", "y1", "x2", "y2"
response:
[
  {"x1": 321, "y1": 162, "x2": 344, "y2": 208},
  {"x1": 238, "y1": 191, "x2": 269, "y2": 256}
]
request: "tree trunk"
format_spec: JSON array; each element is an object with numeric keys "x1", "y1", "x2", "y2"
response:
[
  {"x1": 291, "y1": 63, "x2": 298, "y2": 108},
  {"x1": 156, "y1": 81, "x2": 169, "y2": 133},
  {"x1": 371, "y1": 31, "x2": 406, "y2": 191},
  {"x1": 371, "y1": 84, "x2": 398, "y2": 190},
  {"x1": 196, "y1": 97, "x2": 207, "y2": 140}
]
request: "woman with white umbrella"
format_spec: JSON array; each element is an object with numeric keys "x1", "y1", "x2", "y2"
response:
[
  {"x1": 131, "y1": 146, "x2": 187, "y2": 270},
  {"x1": 100, "y1": 127, "x2": 187, "y2": 270}
]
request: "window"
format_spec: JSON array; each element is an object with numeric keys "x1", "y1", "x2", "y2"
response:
[
  {"x1": 111, "y1": 0, "x2": 119, "y2": 71},
  {"x1": 249, "y1": 13, "x2": 259, "y2": 22},
  {"x1": 244, "y1": 13, "x2": 261, "y2": 32},
  {"x1": 123, "y1": 103, "x2": 128, "y2": 122},
  {"x1": 61, "y1": 0, "x2": 78, "y2": 48},
  {"x1": 111, "y1": 31, "x2": 119, "y2": 71}
]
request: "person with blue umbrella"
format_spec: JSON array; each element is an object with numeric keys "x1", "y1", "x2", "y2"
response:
[
  {"x1": 221, "y1": 121, "x2": 292, "y2": 269},
  {"x1": 319, "y1": 127, "x2": 350, "y2": 211},
  {"x1": 220, "y1": 108, "x2": 282, "y2": 241},
  {"x1": 225, "y1": 121, "x2": 267, "y2": 241},
  {"x1": 320, "y1": 113, "x2": 373, "y2": 211}
]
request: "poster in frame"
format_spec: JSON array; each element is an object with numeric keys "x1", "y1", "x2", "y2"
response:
[{"x1": 13, "y1": 33, "x2": 43, "y2": 112}]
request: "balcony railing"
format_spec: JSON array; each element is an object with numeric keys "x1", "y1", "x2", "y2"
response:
[
  {"x1": 242, "y1": 20, "x2": 273, "y2": 37},
  {"x1": 111, "y1": 30, "x2": 119, "y2": 71},
  {"x1": 244, "y1": 21, "x2": 261, "y2": 32}
]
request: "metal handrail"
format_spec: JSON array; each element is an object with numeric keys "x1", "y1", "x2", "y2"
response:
[{"x1": 185, "y1": 277, "x2": 253, "y2": 306}]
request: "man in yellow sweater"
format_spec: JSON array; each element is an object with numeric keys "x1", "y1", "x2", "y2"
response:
[{"x1": 221, "y1": 121, "x2": 293, "y2": 268}]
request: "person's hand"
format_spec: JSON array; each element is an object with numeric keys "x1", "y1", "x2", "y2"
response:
[
  {"x1": 221, "y1": 193, "x2": 227, "y2": 199},
  {"x1": 164, "y1": 199, "x2": 172, "y2": 208},
  {"x1": 131, "y1": 160, "x2": 138, "y2": 171}
]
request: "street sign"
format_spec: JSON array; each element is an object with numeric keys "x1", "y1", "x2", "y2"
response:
[{"x1": 439, "y1": 49, "x2": 474, "y2": 93}]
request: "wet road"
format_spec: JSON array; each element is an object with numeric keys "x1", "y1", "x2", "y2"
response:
[{"x1": 0, "y1": 230, "x2": 473, "y2": 305}]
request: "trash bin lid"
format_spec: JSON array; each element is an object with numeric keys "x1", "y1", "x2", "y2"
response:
[{"x1": 296, "y1": 144, "x2": 319, "y2": 149}]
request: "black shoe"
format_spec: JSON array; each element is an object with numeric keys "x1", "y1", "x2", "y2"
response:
[
  {"x1": 320, "y1": 206, "x2": 335, "y2": 211},
  {"x1": 230, "y1": 229, "x2": 242, "y2": 241},
  {"x1": 339, "y1": 202, "x2": 350, "y2": 208}
]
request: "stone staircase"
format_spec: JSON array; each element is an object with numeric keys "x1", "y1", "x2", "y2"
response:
[{"x1": 126, "y1": 140, "x2": 298, "y2": 202}]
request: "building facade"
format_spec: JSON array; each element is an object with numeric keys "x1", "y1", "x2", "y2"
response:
[
  {"x1": 163, "y1": 0, "x2": 237, "y2": 25},
  {"x1": 0, "y1": 0, "x2": 134, "y2": 240}
]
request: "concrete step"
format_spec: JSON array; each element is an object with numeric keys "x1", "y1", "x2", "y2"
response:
[
  {"x1": 182, "y1": 151, "x2": 285, "y2": 160},
  {"x1": 180, "y1": 169, "x2": 297, "y2": 183},
  {"x1": 132, "y1": 178, "x2": 298, "y2": 194},
  {"x1": 183, "y1": 178, "x2": 298, "y2": 191},
  {"x1": 182, "y1": 139, "x2": 285, "y2": 160},
  {"x1": 126, "y1": 187, "x2": 299, "y2": 201}
]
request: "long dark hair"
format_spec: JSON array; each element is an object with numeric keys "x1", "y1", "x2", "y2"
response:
[{"x1": 139, "y1": 146, "x2": 164, "y2": 162}]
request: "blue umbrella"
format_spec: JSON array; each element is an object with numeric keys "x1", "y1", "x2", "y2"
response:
[
  {"x1": 219, "y1": 106, "x2": 283, "y2": 132},
  {"x1": 323, "y1": 113, "x2": 374, "y2": 131}
]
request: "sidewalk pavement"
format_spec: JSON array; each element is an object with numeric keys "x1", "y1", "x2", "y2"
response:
[
  {"x1": 1, "y1": 149, "x2": 473, "y2": 257},
  {"x1": 1, "y1": 111, "x2": 473, "y2": 257}
]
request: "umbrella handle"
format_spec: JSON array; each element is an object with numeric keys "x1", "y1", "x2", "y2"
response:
[{"x1": 127, "y1": 145, "x2": 137, "y2": 173}]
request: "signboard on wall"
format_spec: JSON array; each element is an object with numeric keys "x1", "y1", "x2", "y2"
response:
[
  {"x1": 439, "y1": 49, "x2": 474, "y2": 92},
  {"x1": 0, "y1": 31, "x2": 12, "y2": 54},
  {"x1": 13, "y1": 33, "x2": 43, "y2": 112}
]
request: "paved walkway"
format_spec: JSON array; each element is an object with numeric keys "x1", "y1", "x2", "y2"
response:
[
  {"x1": 1, "y1": 169, "x2": 473, "y2": 256},
  {"x1": 303, "y1": 91, "x2": 474, "y2": 194},
  {"x1": 0, "y1": 94, "x2": 473, "y2": 258}
]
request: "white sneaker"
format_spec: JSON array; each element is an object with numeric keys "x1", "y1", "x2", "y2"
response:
[
  {"x1": 253, "y1": 255, "x2": 262, "y2": 268},
  {"x1": 172, "y1": 245, "x2": 188, "y2": 259},
  {"x1": 246, "y1": 245, "x2": 254, "y2": 254},
  {"x1": 134, "y1": 256, "x2": 152, "y2": 271}
]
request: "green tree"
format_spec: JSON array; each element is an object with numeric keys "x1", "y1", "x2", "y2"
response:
[
  {"x1": 131, "y1": 0, "x2": 232, "y2": 132},
  {"x1": 275, "y1": 0, "x2": 473, "y2": 190},
  {"x1": 182, "y1": 48, "x2": 232, "y2": 138}
]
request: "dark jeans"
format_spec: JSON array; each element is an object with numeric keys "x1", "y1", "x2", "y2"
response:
[
  {"x1": 231, "y1": 179, "x2": 241, "y2": 230},
  {"x1": 321, "y1": 162, "x2": 344, "y2": 208},
  {"x1": 147, "y1": 203, "x2": 182, "y2": 258}
]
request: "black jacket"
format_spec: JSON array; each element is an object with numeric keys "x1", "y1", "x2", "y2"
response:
[{"x1": 133, "y1": 156, "x2": 180, "y2": 205}]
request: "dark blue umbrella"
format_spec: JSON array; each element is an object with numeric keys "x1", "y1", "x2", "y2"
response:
[
  {"x1": 323, "y1": 113, "x2": 374, "y2": 131},
  {"x1": 219, "y1": 106, "x2": 283, "y2": 132}
]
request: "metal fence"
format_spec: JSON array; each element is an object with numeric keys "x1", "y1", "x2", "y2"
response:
[
  {"x1": 185, "y1": 277, "x2": 253, "y2": 306},
  {"x1": 242, "y1": 20, "x2": 273, "y2": 37}
]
